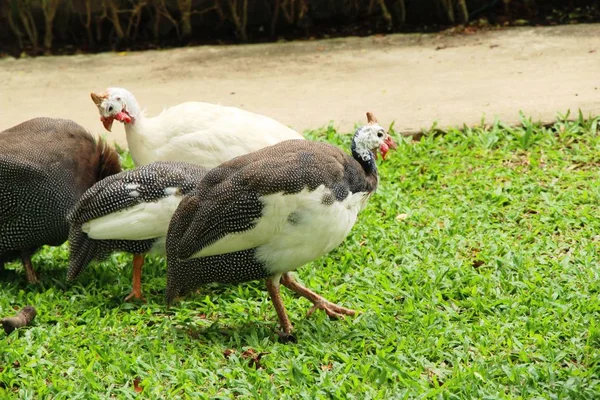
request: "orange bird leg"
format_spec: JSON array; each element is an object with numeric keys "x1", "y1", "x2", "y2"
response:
[
  {"x1": 265, "y1": 276, "x2": 296, "y2": 343},
  {"x1": 21, "y1": 252, "x2": 39, "y2": 284},
  {"x1": 124, "y1": 254, "x2": 146, "y2": 302},
  {"x1": 281, "y1": 272, "x2": 357, "y2": 319}
]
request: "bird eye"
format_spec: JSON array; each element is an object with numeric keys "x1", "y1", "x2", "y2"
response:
[
  {"x1": 108, "y1": 106, "x2": 113, "y2": 112},
  {"x1": 377, "y1": 131, "x2": 384, "y2": 138}
]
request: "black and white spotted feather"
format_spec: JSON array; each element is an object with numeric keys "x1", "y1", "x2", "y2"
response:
[
  {"x1": 0, "y1": 117, "x2": 121, "y2": 274},
  {"x1": 67, "y1": 161, "x2": 209, "y2": 280}
]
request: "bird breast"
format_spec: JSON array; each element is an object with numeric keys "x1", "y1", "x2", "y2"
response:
[{"x1": 254, "y1": 184, "x2": 371, "y2": 274}]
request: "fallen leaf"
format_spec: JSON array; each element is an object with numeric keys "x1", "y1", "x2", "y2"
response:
[
  {"x1": 396, "y1": 213, "x2": 408, "y2": 221},
  {"x1": 241, "y1": 348, "x2": 257, "y2": 359},
  {"x1": 242, "y1": 348, "x2": 269, "y2": 369},
  {"x1": 223, "y1": 349, "x2": 235, "y2": 359},
  {"x1": 321, "y1": 363, "x2": 333, "y2": 371},
  {"x1": 118, "y1": 51, "x2": 128, "y2": 56},
  {"x1": 133, "y1": 377, "x2": 143, "y2": 393}
]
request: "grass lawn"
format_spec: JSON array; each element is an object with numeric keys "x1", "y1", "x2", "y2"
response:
[{"x1": 1, "y1": 113, "x2": 600, "y2": 399}]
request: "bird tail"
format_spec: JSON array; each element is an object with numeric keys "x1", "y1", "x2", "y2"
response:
[
  {"x1": 95, "y1": 137, "x2": 122, "y2": 181},
  {"x1": 67, "y1": 225, "x2": 108, "y2": 281},
  {"x1": 165, "y1": 258, "x2": 182, "y2": 306}
]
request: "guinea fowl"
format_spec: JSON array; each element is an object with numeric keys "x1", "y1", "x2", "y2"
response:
[
  {"x1": 0, "y1": 117, "x2": 121, "y2": 283},
  {"x1": 165, "y1": 112, "x2": 397, "y2": 341},
  {"x1": 90, "y1": 87, "x2": 304, "y2": 168},
  {"x1": 67, "y1": 161, "x2": 209, "y2": 301}
]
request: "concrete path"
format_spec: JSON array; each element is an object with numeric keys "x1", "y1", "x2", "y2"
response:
[{"x1": 1, "y1": 24, "x2": 599, "y2": 146}]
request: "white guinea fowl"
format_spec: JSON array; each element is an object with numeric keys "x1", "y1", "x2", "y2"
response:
[
  {"x1": 90, "y1": 87, "x2": 304, "y2": 167},
  {"x1": 166, "y1": 112, "x2": 397, "y2": 341}
]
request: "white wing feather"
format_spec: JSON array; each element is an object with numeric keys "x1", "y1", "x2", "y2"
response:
[
  {"x1": 191, "y1": 186, "x2": 365, "y2": 258},
  {"x1": 82, "y1": 196, "x2": 183, "y2": 241}
]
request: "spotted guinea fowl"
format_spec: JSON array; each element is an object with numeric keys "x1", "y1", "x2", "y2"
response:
[
  {"x1": 67, "y1": 161, "x2": 209, "y2": 301},
  {"x1": 90, "y1": 87, "x2": 304, "y2": 168},
  {"x1": 165, "y1": 112, "x2": 397, "y2": 341},
  {"x1": 0, "y1": 117, "x2": 121, "y2": 283}
]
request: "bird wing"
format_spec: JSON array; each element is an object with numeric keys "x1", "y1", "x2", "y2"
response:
[
  {"x1": 0, "y1": 155, "x2": 64, "y2": 248},
  {"x1": 0, "y1": 155, "x2": 49, "y2": 223},
  {"x1": 170, "y1": 186, "x2": 266, "y2": 259},
  {"x1": 69, "y1": 161, "x2": 209, "y2": 241}
]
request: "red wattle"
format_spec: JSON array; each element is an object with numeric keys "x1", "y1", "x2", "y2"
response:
[
  {"x1": 115, "y1": 111, "x2": 132, "y2": 124},
  {"x1": 380, "y1": 143, "x2": 389, "y2": 160}
]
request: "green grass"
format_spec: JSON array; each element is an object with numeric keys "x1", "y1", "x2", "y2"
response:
[{"x1": 2, "y1": 112, "x2": 600, "y2": 399}]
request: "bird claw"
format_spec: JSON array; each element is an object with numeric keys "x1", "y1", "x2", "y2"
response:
[
  {"x1": 277, "y1": 331, "x2": 297, "y2": 344},
  {"x1": 124, "y1": 291, "x2": 146, "y2": 303},
  {"x1": 306, "y1": 301, "x2": 357, "y2": 319}
]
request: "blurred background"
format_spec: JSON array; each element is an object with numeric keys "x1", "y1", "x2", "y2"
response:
[{"x1": 1, "y1": 0, "x2": 599, "y2": 56}]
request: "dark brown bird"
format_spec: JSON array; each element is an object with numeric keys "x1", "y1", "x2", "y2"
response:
[
  {"x1": 165, "y1": 112, "x2": 396, "y2": 341},
  {"x1": 0, "y1": 117, "x2": 121, "y2": 283}
]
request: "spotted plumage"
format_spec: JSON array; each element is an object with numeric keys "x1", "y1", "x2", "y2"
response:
[
  {"x1": 67, "y1": 161, "x2": 209, "y2": 300},
  {"x1": 166, "y1": 112, "x2": 397, "y2": 341},
  {"x1": 0, "y1": 117, "x2": 121, "y2": 283}
]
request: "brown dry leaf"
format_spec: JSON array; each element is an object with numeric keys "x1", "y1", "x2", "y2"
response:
[
  {"x1": 242, "y1": 348, "x2": 269, "y2": 369},
  {"x1": 133, "y1": 377, "x2": 143, "y2": 393},
  {"x1": 321, "y1": 363, "x2": 333, "y2": 371},
  {"x1": 241, "y1": 348, "x2": 257, "y2": 359},
  {"x1": 223, "y1": 349, "x2": 235, "y2": 359}
]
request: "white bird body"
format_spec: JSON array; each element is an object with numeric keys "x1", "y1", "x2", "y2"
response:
[
  {"x1": 91, "y1": 89, "x2": 304, "y2": 168},
  {"x1": 193, "y1": 185, "x2": 371, "y2": 275}
]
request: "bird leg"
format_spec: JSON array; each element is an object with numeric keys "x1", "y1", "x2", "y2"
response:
[
  {"x1": 21, "y1": 251, "x2": 38, "y2": 284},
  {"x1": 124, "y1": 254, "x2": 146, "y2": 302},
  {"x1": 265, "y1": 276, "x2": 296, "y2": 343},
  {"x1": 281, "y1": 272, "x2": 357, "y2": 319}
]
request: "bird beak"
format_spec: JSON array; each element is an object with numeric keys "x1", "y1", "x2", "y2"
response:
[
  {"x1": 385, "y1": 135, "x2": 398, "y2": 150},
  {"x1": 101, "y1": 116, "x2": 114, "y2": 132}
]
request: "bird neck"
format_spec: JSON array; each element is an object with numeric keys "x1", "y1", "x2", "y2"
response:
[
  {"x1": 123, "y1": 93, "x2": 141, "y2": 121},
  {"x1": 351, "y1": 135, "x2": 377, "y2": 176}
]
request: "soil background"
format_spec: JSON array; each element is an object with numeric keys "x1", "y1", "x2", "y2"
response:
[{"x1": 1, "y1": 24, "x2": 599, "y2": 147}]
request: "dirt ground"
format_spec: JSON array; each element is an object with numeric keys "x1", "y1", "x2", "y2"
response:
[{"x1": 1, "y1": 24, "x2": 599, "y2": 147}]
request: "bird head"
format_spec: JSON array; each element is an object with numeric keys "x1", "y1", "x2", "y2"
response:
[
  {"x1": 90, "y1": 87, "x2": 138, "y2": 132},
  {"x1": 353, "y1": 112, "x2": 397, "y2": 161}
]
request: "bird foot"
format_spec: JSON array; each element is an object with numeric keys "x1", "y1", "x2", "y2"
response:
[
  {"x1": 277, "y1": 330, "x2": 297, "y2": 344},
  {"x1": 124, "y1": 290, "x2": 146, "y2": 303},
  {"x1": 307, "y1": 301, "x2": 357, "y2": 319}
]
